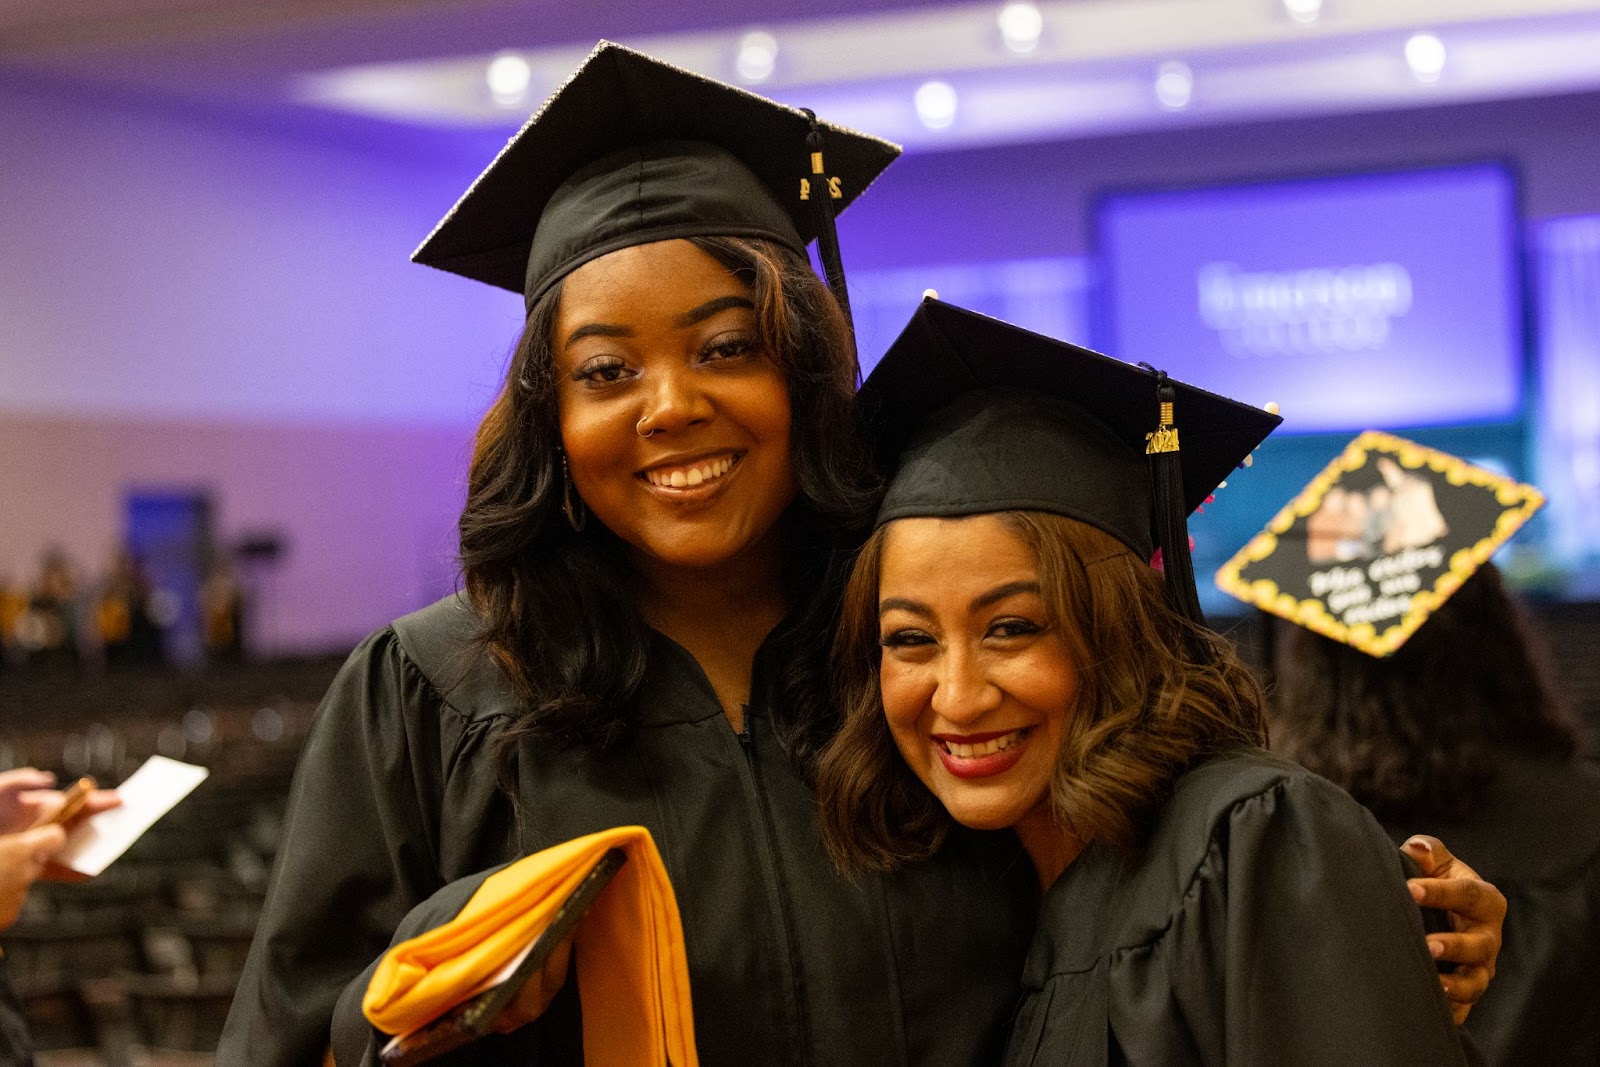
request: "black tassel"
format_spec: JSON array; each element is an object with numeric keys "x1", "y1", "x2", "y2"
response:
[
  {"x1": 800, "y1": 110, "x2": 857, "y2": 376},
  {"x1": 1146, "y1": 373, "x2": 1206, "y2": 627}
]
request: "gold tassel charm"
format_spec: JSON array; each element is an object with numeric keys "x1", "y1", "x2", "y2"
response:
[{"x1": 1146, "y1": 399, "x2": 1180, "y2": 455}]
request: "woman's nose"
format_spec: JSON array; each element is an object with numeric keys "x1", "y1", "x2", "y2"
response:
[
  {"x1": 636, "y1": 366, "x2": 713, "y2": 437},
  {"x1": 930, "y1": 648, "x2": 1001, "y2": 724}
]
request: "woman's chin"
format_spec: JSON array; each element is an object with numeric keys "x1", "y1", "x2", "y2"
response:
[{"x1": 939, "y1": 795, "x2": 1032, "y2": 832}]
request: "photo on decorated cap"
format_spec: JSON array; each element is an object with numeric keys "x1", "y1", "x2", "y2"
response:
[{"x1": 1216, "y1": 431, "x2": 1543, "y2": 657}]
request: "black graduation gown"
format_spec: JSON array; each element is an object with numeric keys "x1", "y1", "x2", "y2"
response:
[
  {"x1": 1006, "y1": 752, "x2": 1466, "y2": 1066},
  {"x1": 219, "y1": 595, "x2": 1036, "y2": 1066},
  {"x1": 1381, "y1": 752, "x2": 1600, "y2": 1066}
]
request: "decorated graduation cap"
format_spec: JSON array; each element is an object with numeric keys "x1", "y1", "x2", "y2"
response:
[
  {"x1": 412, "y1": 40, "x2": 900, "y2": 324},
  {"x1": 1216, "y1": 431, "x2": 1544, "y2": 657},
  {"x1": 858, "y1": 298, "x2": 1282, "y2": 623}
]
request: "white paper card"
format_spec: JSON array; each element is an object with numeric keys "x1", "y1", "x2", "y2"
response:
[{"x1": 56, "y1": 755, "x2": 210, "y2": 876}]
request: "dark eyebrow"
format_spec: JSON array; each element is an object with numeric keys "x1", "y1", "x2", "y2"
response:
[
  {"x1": 971, "y1": 580, "x2": 1041, "y2": 612},
  {"x1": 563, "y1": 295, "x2": 754, "y2": 348},
  {"x1": 674, "y1": 295, "x2": 754, "y2": 328},
  {"x1": 564, "y1": 322, "x2": 632, "y2": 347},
  {"x1": 879, "y1": 597, "x2": 930, "y2": 619}
]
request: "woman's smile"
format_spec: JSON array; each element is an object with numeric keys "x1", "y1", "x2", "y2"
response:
[
  {"x1": 933, "y1": 726, "x2": 1035, "y2": 779},
  {"x1": 638, "y1": 451, "x2": 743, "y2": 495}
]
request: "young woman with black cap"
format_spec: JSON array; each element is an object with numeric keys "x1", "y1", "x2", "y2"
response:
[
  {"x1": 818, "y1": 300, "x2": 1501, "y2": 1064},
  {"x1": 220, "y1": 44, "x2": 1037, "y2": 1067}
]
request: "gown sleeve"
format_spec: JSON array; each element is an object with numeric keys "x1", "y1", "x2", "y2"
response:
[
  {"x1": 1210, "y1": 774, "x2": 1467, "y2": 1065},
  {"x1": 218, "y1": 629, "x2": 452, "y2": 1067}
]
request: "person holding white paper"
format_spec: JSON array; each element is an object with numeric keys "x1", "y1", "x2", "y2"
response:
[{"x1": 0, "y1": 768, "x2": 121, "y2": 1063}]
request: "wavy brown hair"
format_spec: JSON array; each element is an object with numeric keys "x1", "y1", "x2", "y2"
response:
[
  {"x1": 1266, "y1": 562, "x2": 1581, "y2": 823},
  {"x1": 459, "y1": 236, "x2": 877, "y2": 782},
  {"x1": 818, "y1": 511, "x2": 1267, "y2": 872}
]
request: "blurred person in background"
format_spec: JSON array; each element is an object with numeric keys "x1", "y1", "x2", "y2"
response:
[
  {"x1": 16, "y1": 549, "x2": 80, "y2": 671},
  {"x1": 1216, "y1": 435, "x2": 1599, "y2": 1065},
  {"x1": 0, "y1": 574, "x2": 25, "y2": 670},
  {"x1": 1267, "y1": 562, "x2": 1599, "y2": 1064},
  {"x1": 94, "y1": 547, "x2": 166, "y2": 670}
]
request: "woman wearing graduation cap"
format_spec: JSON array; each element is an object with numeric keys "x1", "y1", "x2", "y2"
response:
[
  {"x1": 1217, "y1": 437, "x2": 1600, "y2": 1066},
  {"x1": 818, "y1": 300, "x2": 1495, "y2": 1064},
  {"x1": 221, "y1": 44, "x2": 1037, "y2": 1067}
]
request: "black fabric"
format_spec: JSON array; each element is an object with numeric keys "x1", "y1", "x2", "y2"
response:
[
  {"x1": 522, "y1": 140, "x2": 805, "y2": 307},
  {"x1": 1380, "y1": 753, "x2": 1600, "y2": 1066},
  {"x1": 0, "y1": 960, "x2": 33, "y2": 1067},
  {"x1": 879, "y1": 389, "x2": 1153, "y2": 558},
  {"x1": 411, "y1": 41, "x2": 899, "y2": 310},
  {"x1": 1005, "y1": 751, "x2": 1467, "y2": 1066},
  {"x1": 859, "y1": 299, "x2": 1280, "y2": 547},
  {"x1": 219, "y1": 594, "x2": 1036, "y2": 1066}
]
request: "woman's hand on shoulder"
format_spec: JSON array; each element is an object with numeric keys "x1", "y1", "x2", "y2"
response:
[{"x1": 1401, "y1": 834, "x2": 1505, "y2": 1024}]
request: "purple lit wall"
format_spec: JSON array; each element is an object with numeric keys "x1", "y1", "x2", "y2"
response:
[{"x1": 0, "y1": 79, "x2": 523, "y2": 651}]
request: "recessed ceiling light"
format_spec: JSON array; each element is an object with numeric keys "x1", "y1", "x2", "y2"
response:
[
  {"x1": 1283, "y1": 0, "x2": 1323, "y2": 26},
  {"x1": 997, "y1": 1, "x2": 1044, "y2": 55},
  {"x1": 1154, "y1": 61, "x2": 1194, "y2": 110},
  {"x1": 1405, "y1": 32, "x2": 1446, "y2": 83},
  {"x1": 735, "y1": 30, "x2": 779, "y2": 84},
  {"x1": 485, "y1": 51, "x2": 532, "y2": 107},
  {"x1": 914, "y1": 80, "x2": 959, "y2": 129}
]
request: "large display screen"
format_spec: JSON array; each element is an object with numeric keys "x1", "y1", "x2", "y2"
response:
[{"x1": 1094, "y1": 163, "x2": 1525, "y2": 432}]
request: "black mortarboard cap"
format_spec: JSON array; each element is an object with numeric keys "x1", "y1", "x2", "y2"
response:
[
  {"x1": 859, "y1": 299, "x2": 1282, "y2": 622},
  {"x1": 412, "y1": 41, "x2": 900, "y2": 316},
  {"x1": 1216, "y1": 431, "x2": 1543, "y2": 656}
]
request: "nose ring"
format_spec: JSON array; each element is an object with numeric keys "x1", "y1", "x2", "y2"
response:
[{"x1": 637, "y1": 417, "x2": 657, "y2": 438}]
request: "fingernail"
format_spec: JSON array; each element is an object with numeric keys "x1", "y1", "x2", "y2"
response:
[
  {"x1": 1429, "y1": 939, "x2": 1444, "y2": 958},
  {"x1": 1408, "y1": 882, "x2": 1426, "y2": 902},
  {"x1": 1404, "y1": 837, "x2": 1432, "y2": 856}
]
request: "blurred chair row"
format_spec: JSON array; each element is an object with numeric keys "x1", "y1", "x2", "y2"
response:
[{"x1": 1, "y1": 658, "x2": 339, "y2": 1066}]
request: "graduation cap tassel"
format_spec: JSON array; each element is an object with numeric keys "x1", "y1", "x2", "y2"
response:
[
  {"x1": 800, "y1": 111, "x2": 858, "y2": 367},
  {"x1": 1146, "y1": 375, "x2": 1207, "y2": 628}
]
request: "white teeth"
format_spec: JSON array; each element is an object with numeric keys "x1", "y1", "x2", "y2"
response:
[
  {"x1": 645, "y1": 455, "x2": 736, "y2": 489},
  {"x1": 944, "y1": 729, "x2": 1025, "y2": 759}
]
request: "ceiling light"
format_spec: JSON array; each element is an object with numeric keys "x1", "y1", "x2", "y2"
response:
[
  {"x1": 914, "y1": 80, "x2": 959, "y2": 130},
  {"x1": 997, "y1": 2, "x2": 1044, "y2": 55},
  {"x1": 1154, "y1": 61, "x2": 1193, "y2": 110},
  {"x1": 1282, "y1": 0, "x2": 1322, "y2": 26},
  {"x1": 735, "y1": 30, "x2": 779, "y2": 84},
  {"x1": 485, "y1": 51, "x2": 532, "y2": 107},
  {"x1": 1405, "y1": 33, "x2": 1446, "y2": 83}
]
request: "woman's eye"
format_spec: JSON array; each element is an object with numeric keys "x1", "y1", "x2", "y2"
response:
[
  {"x1": 988, "y1": 618, "x2": 1044, "y2": 640},
  {"x1": 880, "y1": 628, "x2": 934, "y2": 649},
  {"x1": 700, "y1": 334, "x2": 758, "y2": 363},
  {"x1": 572, "y1": 357, "x2": 630, "y2": 385}
]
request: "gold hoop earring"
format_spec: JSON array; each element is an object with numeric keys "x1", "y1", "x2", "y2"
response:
[{"x1": 561, "y1": 453, "x2": 587, "y2": 532}]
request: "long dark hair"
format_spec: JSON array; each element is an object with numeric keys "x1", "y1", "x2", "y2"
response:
[
  {"x1": 459, "y1": 236, "x2": 876, "y2": 787},
  {"x1": 818, "y1": 513, "x2": 1267, "y2": 872},
  {"x1": 1267, "y1": 563, "x2": 1581, "y2": 822}
]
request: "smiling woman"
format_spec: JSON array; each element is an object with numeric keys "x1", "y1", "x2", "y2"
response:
[
  {"x1": 818, "y1": 299, "x2": 1503, "y2": 1065},
  {"x1": 220, "y1": 43, "x2": 1044, "y2": 1067}
]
